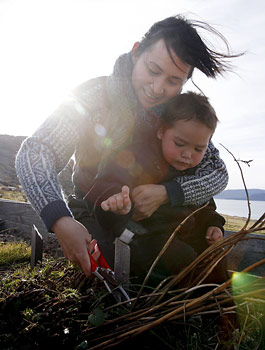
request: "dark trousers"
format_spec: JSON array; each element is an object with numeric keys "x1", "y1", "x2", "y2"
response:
[{"x1": 68, "y1": 196, "x2": 228, "y2": 285}]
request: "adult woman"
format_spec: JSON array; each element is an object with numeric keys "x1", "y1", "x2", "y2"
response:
[{"x1": 16, "y1": 15, "x2": 240, "y2": 276}]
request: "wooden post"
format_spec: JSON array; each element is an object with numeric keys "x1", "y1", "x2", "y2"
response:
[
  {"x1": 114, "y1": 229, "x2": 135, "y2": 284},
  {"x1": 30, "y1": 225, "x2": 43, "y2": 269},
  {"x1": 114, "y1": 238, "x2": 131, "y2": 284}
]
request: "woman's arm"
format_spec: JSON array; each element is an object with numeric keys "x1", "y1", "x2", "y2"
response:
[
  {"x1": 15, "y1": 100, "x2": 85, "y2": 229},
  {"x1": 15, "y1": 78, "x2": 106, "y2": 229},
  {"x1": 15, "y1": 79, "x2": 107, "y2": 275}
]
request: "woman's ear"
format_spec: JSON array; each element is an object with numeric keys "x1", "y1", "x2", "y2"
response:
[
  {"x1": 157, "y1": 127, "x2": 164, "y2": 140},
  {"x1": 131, "y1": 42, "x2": 140, "y2": 64}
]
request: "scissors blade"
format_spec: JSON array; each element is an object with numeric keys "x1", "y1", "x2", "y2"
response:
[{"x1": 96, "y1": 268, "x2": 131, "y2": 306}]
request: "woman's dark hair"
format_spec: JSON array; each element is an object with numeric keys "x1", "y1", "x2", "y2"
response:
[
  {"x1": 162, "y1": 91, "x2": 218, "y2": 132},
  {"x1": 136, "y1": 16, "x2": 243, "y2": 79}
]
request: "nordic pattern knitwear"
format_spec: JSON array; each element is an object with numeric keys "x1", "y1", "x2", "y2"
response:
[
  {"x1": 15, "y1": 52, "x2": 228, "y2": 230},
  {"x1": 15, "y1": 80, "x2": 108, "y2": 228},
  {"x1": 177, "y1": 142, "x2": 228, "y2": 204}
]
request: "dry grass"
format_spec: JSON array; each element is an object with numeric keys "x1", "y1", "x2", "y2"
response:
[
  {"x1": 1, "y1": 214, "x2": 265, "y2": 349},
  {"x1": 0, "y1": 241, "x2": 31, "y2": 265},
  {"x1": 1, "y1": 253, "x2": 264, "y2": 350},
  {"x1": 0, "y1": 188, "x2": 27, "y2": 202},
  {"x1": 223, "y1": 214, "x2": 265, "y2": 234}
]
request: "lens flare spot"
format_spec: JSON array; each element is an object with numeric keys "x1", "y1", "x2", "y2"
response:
[
  {"x1": 103, "y1": 137, "x2": 112, "y2": 148},
  {"x1": 116, "y1": 150, "x2": 135, "y2": 169},
  {"x1": 232, "y1": 272, "x2": 243, "y2": 284},
  {"x1": 129, "y1": 162, "x2": 143, "y2": 177},
  {"x1": 74, "y1": 101, "x2": 86, "y2": 115},
  {"x1": 94, "y1": 123, "x2": 106, "y2": 137},
  {"x1": 232, "y1": 272, "x2": 250, "y2": 291}
]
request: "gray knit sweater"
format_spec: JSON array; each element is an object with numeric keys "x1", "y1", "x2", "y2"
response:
[{"x1": 15, "y1": 76, "x2": 228, "y2": 230}]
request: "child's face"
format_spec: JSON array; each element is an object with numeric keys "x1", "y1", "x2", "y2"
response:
[{"x1": 157, "y1": 119, "x2": 212, "y2": 171}]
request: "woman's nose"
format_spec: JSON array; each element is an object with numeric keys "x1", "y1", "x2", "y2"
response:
[{"x1": 151, "y1": 77, "x2": 165, "y2": 96}]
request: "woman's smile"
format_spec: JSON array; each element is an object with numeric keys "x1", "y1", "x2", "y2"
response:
[
  {"x1": 143, "y1": 87, "x2": 164, "y2": 102},
  {"x1": 131, "y1": 39, "x2": 191, "y2": 109}
]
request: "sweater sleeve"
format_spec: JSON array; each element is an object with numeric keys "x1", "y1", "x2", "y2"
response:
[
  {"x1": 199, "y1": 198, "x2": 226, "y2": 232},
  {"x1": 15, "y1": 81, "x2": 105, "y2": 231},
  {"x1": 162, "y1": 142, "x2": 228, "y2": 207}
]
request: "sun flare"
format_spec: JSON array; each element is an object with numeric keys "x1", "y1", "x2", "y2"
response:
[{"x1": 0, "y1": 0, "x2": 113, "y2": 136}]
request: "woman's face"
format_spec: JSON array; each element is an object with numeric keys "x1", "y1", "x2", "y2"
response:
[{"x1": 131, "y1": 39, "x2": 191, "y2": 108}]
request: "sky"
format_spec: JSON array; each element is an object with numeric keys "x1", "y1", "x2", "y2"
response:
[{"x1": 0, "y1": 0, "x2": 264, "y2": 191}]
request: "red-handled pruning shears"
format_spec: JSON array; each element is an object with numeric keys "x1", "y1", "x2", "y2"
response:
[{"x1": 88, "y1": 250, "x2": 131, "y2": 307}]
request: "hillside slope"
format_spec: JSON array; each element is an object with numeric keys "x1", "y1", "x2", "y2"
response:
[
  {"x1": 0, "y1": 134, "x2": 73, "y2": 194},
  {"x1": 0, "y1": 134, "x2": 25, "y2": 186}
]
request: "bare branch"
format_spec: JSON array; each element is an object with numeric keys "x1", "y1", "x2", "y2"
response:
[{"x1": 220, "y1": 143, "x2": 251, "y2": 229}]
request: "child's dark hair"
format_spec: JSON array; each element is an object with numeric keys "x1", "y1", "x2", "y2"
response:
[
  {"x1": 136, "y1": 15, "x2": 243, "y2": 79},
  {"x1": 161, "y1": 91, "x2": 218, "y2": 132}
]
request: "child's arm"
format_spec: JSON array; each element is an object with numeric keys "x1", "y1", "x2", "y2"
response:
[
  {"x1": 205, "y1": 226, "x2": 223, "y2": 245},
  {"x1": 132, "y1": 142, "x2": 228, "y2": 221},
  {"x1": 101, "y1": 185, "x2": 132, "y2": 215}
]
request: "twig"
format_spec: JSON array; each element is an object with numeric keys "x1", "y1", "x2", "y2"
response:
[
  {"x1": 249, "y1": 212, "x2": 265, "y2": 230},
  {"x1": 220, "y1": 143, "x2": 251, "y2": 230}
]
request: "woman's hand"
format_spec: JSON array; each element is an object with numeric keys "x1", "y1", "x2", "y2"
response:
[
  {"x1": 51, "y1": 216, "x2": 100, "y2": 276},
  {"x1": 101, "y1": 185, "x2": 131, "y2": 215},
  {"x1": 206, "y1": 226, "x2": 223, "y2": 245},
  {"x1": 132, "y1": 184, "x2": 168, "y2": 221}
]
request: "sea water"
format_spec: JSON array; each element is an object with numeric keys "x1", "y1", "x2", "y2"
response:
[{"x1": 214, "y1": 199, "x2": 265, "y2": 220}]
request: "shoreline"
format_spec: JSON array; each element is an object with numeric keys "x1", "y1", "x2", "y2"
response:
[{"x1": 221, "y1": 214, "x2": 264, "y2": 233}]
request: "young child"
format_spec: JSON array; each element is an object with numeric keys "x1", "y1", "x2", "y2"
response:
[{"x1": 84, "y1": 92, "x2": 227, "y2": 281}]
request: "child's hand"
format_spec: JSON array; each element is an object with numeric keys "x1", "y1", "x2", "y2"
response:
[
  {"x1": 205, "y1": 226, "x2": 223, "y2": 245},
  {"x1": 101, "y1": 185, "x2": 131, "y2": 215}
]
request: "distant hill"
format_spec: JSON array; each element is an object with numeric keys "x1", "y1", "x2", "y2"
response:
[
  {"x1": 0, "y1": 134, "x2": 26, "y2": 186},
  {"x1": 0, "y1": 134, "x2": 73, "y2": 195},
  {"x1": 215, "y1": 189, "x2": 265, "y2": 201}
]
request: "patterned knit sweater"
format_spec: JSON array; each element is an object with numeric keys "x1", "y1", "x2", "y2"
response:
[{"x1": 15, "y1": 72, "x2": 228, "y2": 231}]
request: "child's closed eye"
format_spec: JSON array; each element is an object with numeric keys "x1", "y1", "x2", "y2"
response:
[{"x1": 174, "y1": 142, "x2": 184, "y2": 147}]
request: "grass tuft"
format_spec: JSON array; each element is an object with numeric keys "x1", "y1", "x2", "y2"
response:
[{"x1": 0, "y1": 241, "x2": 31, "y2": 265}]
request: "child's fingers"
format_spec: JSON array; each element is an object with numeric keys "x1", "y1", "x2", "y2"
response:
[
  {"x1": 121, "y1": 185, "x2": 130, "y2": 197},
  {"x1": 114, "y1": 194, "x2": 124, "y2": 211},
  {"x1": 108, "y1": 195, "x2": 118, "y2": 211},
  {"x1": 109, "y1": 194, "x2": 125, "y2": 211},
  {"x1": 212, "y1": 231, "x2": 222, "y2": 241},
  {"x1": 205, "y1": 228, "x2": 213, "y2": 240},
  {"x1": 102, "y1": 187, "x2": 131, "y2": 214},
  {"x1": 123, "y1": 194, "x2": 132, "y2": 212},
  {"x1": 206, "y1": 228, "x2": 223, "y2": 245},
  {"x1": 101, "y1": 200, "x2": 110, "y2": 211},
  {"x1": 121, "y1": 186, "x2": 131, "y2": 213}
]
